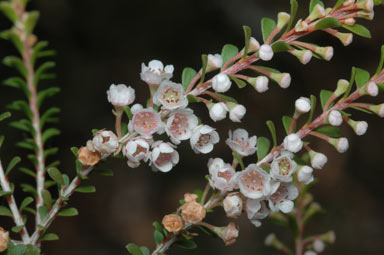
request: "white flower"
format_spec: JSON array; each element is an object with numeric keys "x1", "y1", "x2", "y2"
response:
[
  {"x1": 246, "y1": 199, "x2": 269, "y2": 227},
  {"x1": 297, "y1": 165, "x2": 314, "y2": 184},
  {"x1": 212, "y1": 74, "x2": 232, "y2": 93},
  {"x1": 226, "y1": 129, "x2": 257, "y2": 156},
  {"x1": 209, "y1": 102, "x2": 228, "y2": 122},
  {"x1": 150, "y1": 141, "x2": 179, "y2": 172},
  {"x1": 238, "y1": 164, "x2": 271, "y2": 199},
  {"x1": 229, "y1": 104, "x2": 246, "y2": 122},
  {"x1": 313, "y1": 239, "x2": 325, "y2": 253},
  {"x1": 130, "y1": 108, "x2": 162, "y2": 137},
  {"x1": 107, "y1": 84, "x2": 135, "y2": 107},
  {"x1": 153, "y1": 80, "x2": 188, "y2": 110},
  {"x1": 367, "y1": 81, "x2": 378, "y2": 96},
  {"x1": 268, "y1": 182, "x2": 298, "y2": 213},
  {"x1": 304, "y1": 251, "x2": 317, "y2": 255},
  {"x1": 123, "y1": 137, "x2": 150, "y2": 168},
  {"x1": 208, "y1": 158, "x2": 238, "y2": 191},
  {"x1": 270, "y1": 153, "x2": 297, "y2": 182},
  {"x1": 328, "y1": 110, "x2": 343, "y2": 126},
  {"x1": 165, "y1": 109, "x2": 198, "y2": 144},
  {"x1": 190, "y1": 125, "x2": 220, "y2": 154},
  {"x1": 130, "y1": 103, "x2": 143, "y2": 115},
  {"x1": 207, "y1": 54, "x2": 223, "y2": 72},
  {"x1": 223, "y1": 193, "x2": 243, "y2": 218},
  {"x1": 93, "y1": 130, "x2": 119, "y2": 156},
  {"x1": 309, "y1": 151, "x2": 327, "y2": 169},
  {"x1": 336, "y1": 137, "x2": 349, "y2": 153},
  {"x1": 255, "y1": 76, "x2": 269, "y2": 93},
  {"x1": 259, "y1": 44, "x2": 274, "y2": 61},
  {"x1": 295, "y1": 97, "x2": 311, "y2": 113},
  {"x1": 283, "y1": 134, "x2": 303, "y2": 153},
  {"x1": 140, "y1": 60, "x2": 174, "y2": 85},
  {"x1": 355, "y1": 121, "x2": 368, "y2": 136}
]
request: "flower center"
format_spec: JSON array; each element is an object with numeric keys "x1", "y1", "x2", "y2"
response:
[
  {"x1": 162, "y1": 88, "x2": 180, "y2": 107},
  {"x1": 269, "y1": 184, "x2": 288, "y2": 205},
  {"x1": 156, "y1": 152, "x2": 172, "y2": 166},
  {"x1": 132, "y1": 144, "x2": 147, "y2": 157},
  {"x1": 217, "y1": 170, "x2": 233, "y2": 182},
  {"x1": 234, "y1": 137, "x2": 250, "y2": 152},
  {"x1": 278, "y1": 158, "x2": 291, "y2": 176},
  {"x1": 134, "y1": 111, "x2": 158, "y2": 134},
  {"x1": 241, "y1": 170, "x2": 264, "y2": 192},
  {"x1": 170, "y1": 113, "x2": 188, "y2": 136},
  {"x1": 197, "y1": 134, "x2": 211, "y2": 147}
]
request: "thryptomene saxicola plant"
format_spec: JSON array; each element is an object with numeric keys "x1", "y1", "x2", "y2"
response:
[{"x1": 0, "y1": 0, "x2": 383, "y2": 254}]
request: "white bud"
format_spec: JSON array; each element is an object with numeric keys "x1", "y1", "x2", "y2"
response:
[
  {"x1": 298, "y1": 166, "x2": 314, "y2": 184},
  {"x1": 328, "y1": 110, "x2": 343, "y2": 126},
  {"x1": 130, "y1": 103, "x2": 143, "y2": 115},
  {"x1": 212, "y1": 74, "x2": 232, "y2": 93},
  {"x1": 313, "y1": 239, "x2": 325, "y2": 253},
  {"x1": 249, "y1": 37, "x2": 260, "y2": 52},
  {"x1": 283, "y1": 134, "x2": 303, "y2": 153},
  {"x1": 207, "y1": 54, "x2": 223, "y2": 72},
  {"x1": 355, "y1": 121, "x2": 368, "y2": 136},
  {"x1": 209, "y1": 102, "x2": 228, "y2": 122},
  {"x1": 336, "y1": 137, "x2": 349, "y2": 153},
  {"x1": 223, "y1": 193, "x2": 243, "y2": 218},
  {"x1": 295, "y1": 97, "x2": 311, "y2": 113},
  {"x1": 380, "y1": 104, "x2": 384, "y2": 117},
  {"x1": 310, "y1": 151, "x2": 328, "y2": 169},
  {"x1": 229, "y1": 104, "x2": 246, "y2": 122},
  {"x1": 255, "y1": 76, "x2": 269, "y2": 93},
  {"x1": 304, "y1": 251, "x2": 318, "y2": 255},
  {"x1": 302, "y1": 50, "x2": 313, "y2": 64},
  {"x1": 367, "y1": 81, "x2": 378, "y2": 96},
  {"x1": 295, "y1": 19, "x2": 309, "y2": 32},
  {"x1": 259, "y1": 44, "x2": 274, "y2": 61},
  {"x1": 107, "y1": 84, "x2": 135, "y2": 107}
]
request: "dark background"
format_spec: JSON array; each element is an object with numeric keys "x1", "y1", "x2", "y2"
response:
[{"x1": 1, "y1": 0, "x2": 384, "y2": 254}]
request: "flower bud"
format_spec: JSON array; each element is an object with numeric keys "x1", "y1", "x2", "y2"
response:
[
  {"x1": 214, "y1": 222, "x2": 239, "y2": 246},
  {"x1": 259, "y1": 44, "x2": 274, "y2": 61},
  {"x1": 93, "y1": 130, "x2": 119, "y2": 155},
  {"x1": 181, "y1": 201, "x2": 206, "y2": 224},
  {"x1": 248, "y1": 37, "x2": 260, "y2": 53},
  {"x1": 208, "y1": 102, "x2": 229, "y2": 122},
  {"x1": 130, "y1": 103, "x2": 143, "y2": 115},
  {"x1": 265, "y1": 233, "x2": 291, "y2": 252},
  {"x1": 248, "y1": 76, "x2": 269, "y2": 93},
  {"x1": 0, "y1": 228, "x2": 9, "y2": 252},
  {"x1": 370, "y1": 103, "x2": 384, "y2": 117},
  {"x1": 334, "y1": 32, "x2": 353, "y2": 46},
  {"x1": 334, "y1": 79, "x2": 349, "y2": 97},
  {"x1": 328, "y1": 110, "x2": 343, "y2": 126},
  {"x1": 270, "y1": 72, "x2": 291, "y2": 88},
  {"x1": 290, "y1": 49, "x2": 313, "y2": 64},
  {"x1": 329, "y1": 137, "x2": 349, "y2": 153},
  {"x1": 207, "y1": 54, "x2": 223, "y2": 72},
  {"x1": 297, "y1": 165, "x2": 314, "y2": 184},
  {"x1": 228, "y1": 103, "x2": 246, "y2": 122},
  {"x1": 346, "y1": 119, "x2": 368, "y2": 136},
  {"x1": 364, "y1": 81, "x2": 378, "y2": 96},
  {"x1": 309, "y1": 150, "x2": 328, "y2": 169},
  {"x1": 343, "y1": 0, "x2": 355, "y2": 6},
  {"x1": 320, "y1": 230, "x2": 336, "y2": 244},
  {"x1": 107, "y1": 84, "x2": 135, "y2": 107},
  {"x1": 78, "y1": 146, "x2": 101, "y2": 166},
  {"x1": 357, "y1": 0, "x2": 374, "y2": 12},
  {"x1": 277, "y1": 12, "x2": 290, "y2": 29},
  {"x1": 162, "y1": 214, "x2": 184, "y2": 233},
  {"x1": 307, "y1": 4, "x2": 326, "y2": 21},
  {"x1": 314, "y1": 46, "x2": 334, "y2": 61},
  {"x1": 343, "y1": 18, "x2": 356, "y2": 25},
  {"x1": 295, "y1": 19, "x2": 309, "y2": 32},
  {"x1": 283, "y1": 133, "x2": 303, "y2": 153},
  {"x1": 223, "y1": 193, "x2": 243, "y2": 218},
  {"x1": 212, "y1": 74, "x2": 232, "y2": 93},
  {"x1": 357, "y1": 10, "x2": 374, "y2": 20},
  {"x1": 304, "y1": 251, "x2": 318, "y2": 255},
  {"x1": 184, "y1": 193, "x2": 198, "y2": 203},
  {"x1": 313, "y1": 239, "x2": 325, "y2": 253},
  {"x1": 295, "y1": 97, "x2": 311, "y2": 113}
]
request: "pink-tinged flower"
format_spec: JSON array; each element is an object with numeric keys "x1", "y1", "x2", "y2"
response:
[
  {"x1": 165, "y1": 109, "x2": 198, "y2": 144},
  {"x1": 223, "y1": 193, "x2": 243, "y2": 218},
  {"x1": 246, "y1": 199, "x2": 269, "y2": 227},
  {"x1": 226, "y1": 129, "x2": 257, "y2": 156},
  {"x1": 190, "y1": 125, "x2": 220, "y2": 154},
  {"x1": 238, "y1": 164, "x2": 271, "y2": 199},
  {"x1": 130, "y1": 108, "x2": 162, "y2": 137},
  {"x1": 140, "y1": 60, "x2": 174, "y2": 85},
  {"x1": 92, "y1": 130, "x2": 119, "y2": 156},
  {"x1": 208, "y1": 158, "x2": 238, "y2": 191},
  {"x1": 153, "y1": 80, "x2": 188, "y2": 110},
  {"x1": 214, "y1": 222, "x2": 239, "y2": 246},
  {"x1": 123, "y1": 137, "x2": 151, "y2": 168},
  {"x1": 270, "y1": 153, "x2": 297, "y2": 182},
  {"x1": 0, "y1": 227, "x2": 9, "y2": 252},
  {"x1": 107, "y1": 84, "x2": 135, "y2": 107},
  {"x1": 268, "y1": 182, "x2": 298, "y2": 213},
  {"x1": 149, "y1": 141, "x2": 179, "y2": 172}
]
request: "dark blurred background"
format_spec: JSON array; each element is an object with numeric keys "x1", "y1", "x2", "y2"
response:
[{"x1": 0, "y1": 0, "x2": 384, "y2": 254}]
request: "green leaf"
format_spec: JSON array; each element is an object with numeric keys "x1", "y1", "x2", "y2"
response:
[
  {"x1": 19, "y1": 167, "x2": 36, "y2": 178},
  {"x1": 9, "y1": 119, "x2": 34, "y2": 134},
  {"x1": 0, "y1": 190, "x2": 12, "y2": 197},
  {"x1": 0, "y1": 205, "x2": 12, "y2": 217},
  {"x1": 94, "y1": 168, "x2": 114, "y2": 176},
  {"x1": 187, "y1": 94, "x2": 201, "y2": 103},
  {"x1": 154, "y1": 230, "x2": 164, "y2": 245},
  {"x1": 271, "y1": 41, "x2": 292, "y2": 53},
  {"x1": 7, "y1": 100, "x2": 32, "y2": 119},
  {"x1": 354, "y1": 68, "x2": 370, "y2": 88},
  {"x1": 58, "y1": 207, "x2": 79, "y2": 217},
  {"x1": 266, "y1": 120, "x2": 277, "y2": 147},
  {"x1": 0, "y1": 29, "x2": 24, "y2": 54},
  {"x1": 193, "y1": 189, "x2": 203, "y2": 203},
  {"x1": 228, "y1": 75, "x2": 246, "y2": 88},
  {"x1": 199, "y1": 54, "x2": 208, "y2": 83},
  {"x1": 232, "y1": 151, "x2": 245, "y2": 170},
  {"x1": 20, "y1": 197, "x2": 34, "y2": 212},
  {"x1": 254, "y1": 65, "x2": 281, "y2": 73},
  {"x1": 34, "y1": 61, "x2": 56, "y2": 85},
  {"x1": 41, "y1": 233, "x2": 59, "y2": 241},
  {"x1": 0, "y1": 112, "x2": 11, "y2": 121},
  {"x1": 21, "y1": 183, "x2": 37, "y2": 196},
  {"x1": 126, "y1": 243, "x2": 143, "y2": 255},
  {"x1": 152, "y1": 221, "x2": 163, "y2": 233},
  {"x1": 306, "y1": 95, "x2": 317, "y2": 124},
  {"x1": 315, "y1": 17, "x2": 341, "y2": 30},
  {"x1": 62, "y1": 174, "x2": 70, "y2": 186},
  {"x1": 123, "y1": 106, "x2": 133, "y2": 120},
  {"x1": 342, "y1": 24, "x2": 371, "y2": 38},
  {"x1": 261, "y1": 18, "x2": 276, "y2": 43},
  {"x1": 309, "y1": 0, "x2": 324, "y2": 13},
  {"x1": 175, "y1": 239, "x2": 197, "y2": 249},
  {"x1": 75, "y1": 185, "x2": 96, "y2": 193},
  {"x1": 343, "y1": 66, "x2": 356, "y2": 98},
  {"x1": 221, "y1": 44, "x2": 239, "y2": 68},
  {"x1": 44, "y1": 147, "x2": 59, "y2": 159},
  {"x1": 40, "y1": 107, "x2": 60, "y2": 128},
  {"x1": 287, "y1": 214, "x2": 299, "y2": 238},
  {"x1": 257, "y1": 137, "x2": 271, "y2": 160},
  {"x1": 42, "y1": 128, "x2": 60, "y2": 143},
  {"x1": 38, "y1": 206, "x2": 48, "y2": 221},
  {"x1": 0, "y1": 136, "x2": 4, "y2": 149},
  {"x1": 25, "y1": 11, "x2": 40, "y2": 34},
  {"x1": 140, "y1": 247, "x2": 150, "y2": 255},
  {"x1": 6, "y1": 156, "x2": 21, "y2": 176},
  {"x1": 2, "y1": 77, "x2": 28, "y2": 96},
  {"x1": 320, "y1": 90, "x2": 334, "y2": 110},
  {"x1": 313, "y1": 125, "x2": 342, "y2": 137},
  {"x1": 0, "y1": 2, "x2": 18, "y2": 22},
  {"x1": 282, "y1": 115, "x2": 296, "y2": 134},
  {"x1": 286, "y1": 0, "x2": 298, "y2": 32},
  {"x1": 70, "y1": 147, "x2": 79, "y2": 157},
  {"x1": 215, "y1": 93, "x2": 238, "y2": 103},
  {"x1": 3, "y1": 56, "x2": 28, "y2": 78},
  {"x1": 47, "y1": 167, "x2": 65, "y2": 185},
  {"x1": 37, "y1": 87, "x2": 60, "y2": 108},
  {"x1": 334, "y1": 0, "x2": 344, "y2": 8},
  {"x1": 376, "y1": 45, "x2": 384, "y2": 75},
  {"x1": 6, "y1": 243, "x2": 41, "y2": 255},
  {"x1": 242, "y1": 25, "x2": 252, "y2": 58},
  {"x1": 12, "y1": 225, "x2": 24, "y2": 233},
  {"x1": 41, "y1": 189, "x2": 53, "y2": 209},
  {"x1": 350, "y1": 106, "x2": 374, "y2": 114}
]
